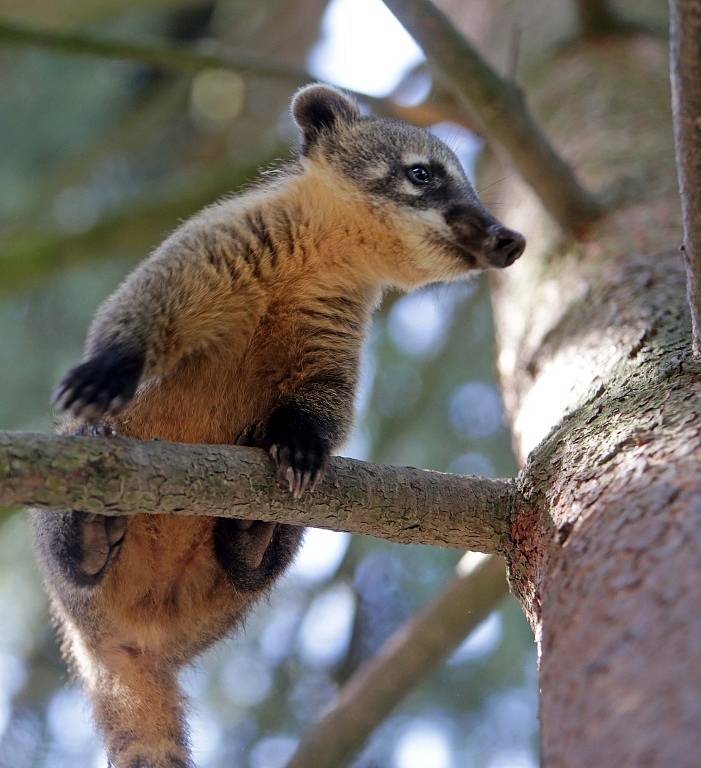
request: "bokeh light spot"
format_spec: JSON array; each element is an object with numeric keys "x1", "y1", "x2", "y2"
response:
[
  {"x1": 222, "y1": 651, "x2": 273, "y2": 707},
  {"x1": 249, "y1": 734, "x2": 298, "y2": 768},
  {"x1": 449, "y1": 381, "x2": 504, "y2": 439},
  {"x1": 395, "y1": 721, "x2": 452, "y2": 768},
  {"x1": 298, "y1": 584, "x2": 355, "y2": 667},
  {"x1": 389, "y1": 291, "x2": 452, "y2": 358},
  {"x1": 448, "y1": 451, "x2": 496, "y2": 477},
  {"x1": 448, "y1": 612, "x2": 502, "y2": 665},
  {"x1": 190, "y1": 69, "x2": 245, "y2": 127},
  {"x1": 288, "y1": 528, "x2": 351, "y2": 584}
]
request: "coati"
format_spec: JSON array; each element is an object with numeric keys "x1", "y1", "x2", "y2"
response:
[{"x1": 31, "y1": 84, "x2": 525, "y2": 768}]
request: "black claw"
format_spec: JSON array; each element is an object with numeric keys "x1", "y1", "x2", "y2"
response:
[
  {"x1": 74, "y1": 422, "x2": 118, "y2": 438},
  {"x1": 238, "y1": 406, "x2": 331, "y2": 497},
  {"x1": 53, "y1": 345, "x2": 144, "y2": 421},
  {"x1": 94, "y1": 389, "x2": 112, "y2": 413},
  {"x1": 270, "y1": 432, "x2": 329, "y2": 497}
]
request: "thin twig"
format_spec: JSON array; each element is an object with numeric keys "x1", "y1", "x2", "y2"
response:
[
  {"x1": 0, "y1": 432, "x2": 516, "y2": 552},
  {"x1": 286, "y1": 553, "x2": 510, "y2": 768},
  {"x1": 507, "y1": 23, "x2": 522, "y2": 83},
  {"x1": 381, "y1": 0, "x2": 603, "y2": 233},
  {"x1": 669, "y1": 0, "x2": 701, "y2": 357}
]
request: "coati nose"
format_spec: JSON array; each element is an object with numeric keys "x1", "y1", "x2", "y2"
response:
[{"x1": 485, "y1": 226, "x2": 526, "y2": 268}]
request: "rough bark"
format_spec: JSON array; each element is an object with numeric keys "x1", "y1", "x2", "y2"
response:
[
  {"x1": 503, "y1": 244, "x2": 701, "y2": 765},
  {"x1": 475, "y1": 11, "x2": 701, "y2": 767},
  {"x1": 0, "y1": 432, "x2": 515, "y2": 552},
  {"x1": 669, "y1": 0, "x2": 701, "y2": 356}
]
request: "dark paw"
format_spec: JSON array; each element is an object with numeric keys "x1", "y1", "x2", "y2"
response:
[
  {"x1": 53, "y1": 345, "x2": 144, "y2": 421},
  {"x1": 214, "y1": 518, "x2": 304, "y2": 591},
  {"x1": 238, "y1": 406, "x2": 331, "y2": 498},
  {"x1": 270, "y1": 436, "x2": 329, "y2": 498},
  {"x1": 65, "y1": 511, "x2": 127, "y2": 585}
]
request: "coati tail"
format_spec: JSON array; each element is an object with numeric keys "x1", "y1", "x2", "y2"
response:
[{"x1": 86, "y1": 647, "x2": 192, "y2": 768}]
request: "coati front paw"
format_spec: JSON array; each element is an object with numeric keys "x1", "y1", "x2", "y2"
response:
[
  {"x1": 238, "y1": 405, "x2": 331, "y2": 498},
  {"x1": 53, "y1": 345, "x2": 144, "y2": 420},
  {"x1": 58, "y1": 511, "x2": 127, "y2": 585}
]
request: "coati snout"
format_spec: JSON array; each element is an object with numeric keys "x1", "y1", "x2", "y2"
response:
[
  {"x1": 484, "y1": 225, "x2": 526, "y2": 268},
  {"x1": 443, "y1": 203, "x2": 526, "y2": 269}
]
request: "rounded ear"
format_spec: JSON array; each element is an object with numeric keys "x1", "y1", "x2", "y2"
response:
[{"x1": 291, "y1": 83, "x2": 360, "y2": 153}]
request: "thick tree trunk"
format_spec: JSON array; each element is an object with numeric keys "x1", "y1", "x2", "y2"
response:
[
  {"x1": 473, "y1": 14, "x2": 701, "y2": 768},
  {"x1": 670, "y1": 0, "x2": 701, "y2": 355}
]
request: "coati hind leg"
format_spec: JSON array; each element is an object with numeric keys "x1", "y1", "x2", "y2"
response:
[
  {"x1": 31, "y1": 423, "x2": 127, "y2": 587},
  {"x1": 213, "y1": 517, "x2": 304, "y2": 591},
  {"x1": 31, "y1": 509, "x2": 127, "y2": 587}
]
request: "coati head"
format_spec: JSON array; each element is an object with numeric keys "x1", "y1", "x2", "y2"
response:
[{"x1": 291, "y1": 83, "x2": 525, "y2": 288}]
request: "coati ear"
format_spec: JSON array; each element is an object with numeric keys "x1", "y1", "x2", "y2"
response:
[{"x1": 291, "y1": 83, "x2": 360, "y2": 153}]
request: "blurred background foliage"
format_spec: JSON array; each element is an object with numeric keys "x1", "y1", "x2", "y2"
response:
[{"x1": 0, "y1": 0, "x2": 537, "y2": 766}]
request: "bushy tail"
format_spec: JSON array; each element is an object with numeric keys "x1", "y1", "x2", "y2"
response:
[{"x1": 78, "y1": 642, "x2": 192, "y2": 768}]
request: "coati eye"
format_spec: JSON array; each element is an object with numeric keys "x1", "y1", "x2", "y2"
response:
[{"x1": 407, "y1": 165, "x2": 432, "y2": 185}]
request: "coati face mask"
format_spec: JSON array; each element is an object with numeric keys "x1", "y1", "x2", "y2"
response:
[{"x1": 291, "y1": 83, "x2": 525, "y2": 282}]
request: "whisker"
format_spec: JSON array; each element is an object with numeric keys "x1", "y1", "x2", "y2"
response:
[{"x1": 476, "y1": 175, "x2": 514, "y2": 194}]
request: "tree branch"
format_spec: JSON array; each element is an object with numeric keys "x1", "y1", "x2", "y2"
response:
[
  {"x1": 0, "y1": 150, "x2": 283, "y2": 296},
  {"x1": 0, "y1": 18, "x2": 310, "y2": 83},
  {"x1": 0, "y1": 18, "x2": 444, "y2": 126},
  {"x1": 286, "y1": 553, "x2": 509, "y2": 768},
  {"x1": 0, "y1": 432, "x2": 515, "y2": 552},
  {"x1": 381, "y1": 0, "x2": 603, "y2": 233},
  {"x1": 669, "y1": 0, "x2": 701, "y2": 357}
]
